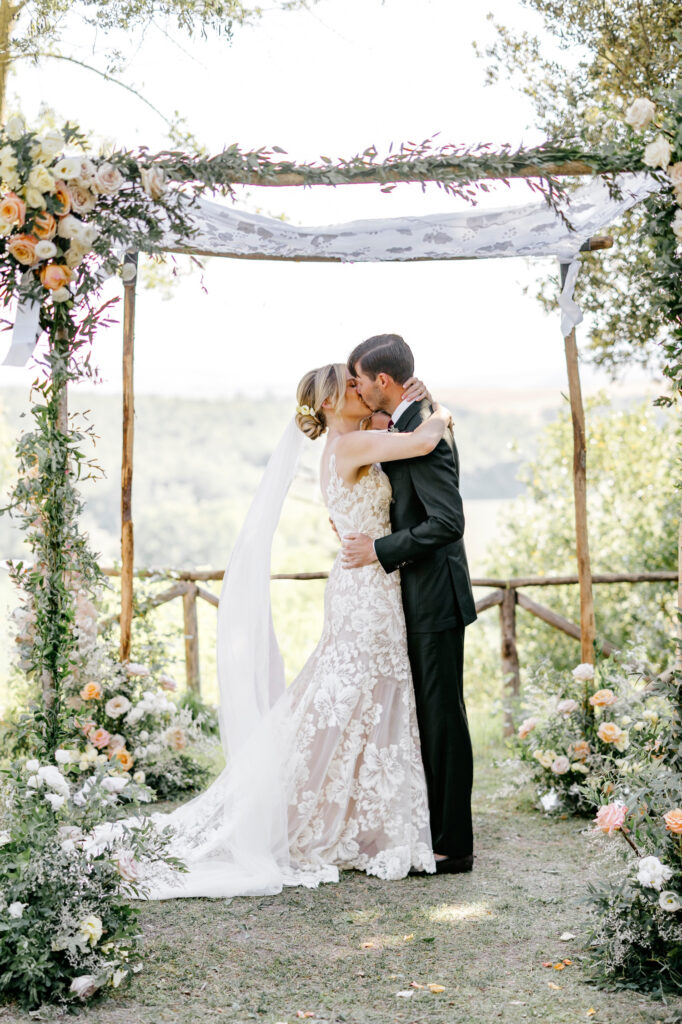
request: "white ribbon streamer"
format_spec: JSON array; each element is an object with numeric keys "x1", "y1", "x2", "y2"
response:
[
  {"x1": 2, "y1": 275, "x2": 42, "y2": 366},
  {"x1": 558, "y1": 258, "x2": 584, "y2": 338}
]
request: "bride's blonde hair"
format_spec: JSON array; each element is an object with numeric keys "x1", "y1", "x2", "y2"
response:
[{"x1": 295, "y1": 363, "x2": 346, "y2": 440}]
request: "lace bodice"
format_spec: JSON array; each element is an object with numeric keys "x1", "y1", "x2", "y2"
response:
[{"x1": 323, "y1": 454, "x2": 393, "y2": 540}]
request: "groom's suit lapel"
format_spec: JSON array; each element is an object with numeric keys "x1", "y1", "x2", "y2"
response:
[{"x1": 393, "y1": 399, "x2": 431, "y2": 434}]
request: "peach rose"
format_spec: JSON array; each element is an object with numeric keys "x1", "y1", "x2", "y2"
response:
[
  {"x1": 89, "y1": 727, "x2": 111, "y2": 750},
  {"x1": 165, "y1": 726, "x2": 186, "y2": 752},
  {"x1": 33, "y1": 211, "x2": 57, "y2": 240},
  {"x1": 597, "y1": 721, "x2": 625, "y2": 745},
  {"x1": 571, "y1": 739, "x2": 591, "y2": 761},
  {"x1": 517, "y1": 717, "x2": 537, "y2": 739},
  {"x1": 594, "y1": 802, "x2": 628, "y2": 834},
  {"x1": 80, "y1": 681, "x2": 102, "y2": 701},
  {"x1": 7, "y1": 233, "x2": 37, "y2": 265},
  {"x1": 589, "y1": 688, "x2": 617, "y2": 708},
  {"x1": 112, "y1": 749, "x2": 134, "y2": 771},
  {"x1": 53, "y1": 181, "x2": 71, "y2": 215},
  {"x1": 0, "y1": 191, "x2": 25, "y2": 227},
  {"x1": 40, "y1": 262, "x2": 72, "y2": 291},
  {"x1": 664, "y1": 809, "x2": 682, "y2": 835}
]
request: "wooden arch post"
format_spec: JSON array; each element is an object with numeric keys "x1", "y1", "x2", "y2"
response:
[
  {"x1": 560, "y1": 259, "x2": 596, "y2": 663},
  {"x1": 120, "y1": 252, "x2": 138, "y2": 663}
]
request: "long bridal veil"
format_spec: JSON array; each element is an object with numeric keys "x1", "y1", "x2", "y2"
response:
[{"x1": 144, "y1": 418, "x2": 315, "y2": 899}]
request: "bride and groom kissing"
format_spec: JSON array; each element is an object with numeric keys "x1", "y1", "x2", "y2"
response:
[{"x1": 143, "y1": 333, "x2": 477, "y2": 898}]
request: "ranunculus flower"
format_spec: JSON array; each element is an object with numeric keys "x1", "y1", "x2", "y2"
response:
[
  {"x1": 572, "y1": 663, "x2": 594, "y2": 681},
  {"x1": 664, "y1": 808, "x2": 682, "y2": 835},
  {"x1": 7, "y1": 233, "x2": 37, "y2": 265},
  {"x1": 89, "y1": 727, "x2": 111, "y2": 750},
  {"x1": 78, "y1": 914, "x2": 103, "y2": 946},
  {"x1": 165, "y1": 726, "x2": 186, "y2": 752},
  {"x1": 139, "y1": 164, "x2": 166, "y2": 199},
  {"x1": 40, "y1": 262, "x2": 72, "y2": 291},
  {"x1": 571, "y1": 739, "x2": 590, "y2": 761},
  {"x1": 27, "y1": 164, "x2": 55, "y2": 193},
  {"x1": 624, "y1": 97, "x2": 656, "y2": 132},
  {"x1": 557, "y1": 699, "x2": 579, "y2": 715},
  {"x1": 517, "y1": 717, "x2": 536, "y2": 739},
  {"x1": 643, "y1": 134, "x2": 672, "y2": 170},
  {"x1": 33, "y1": 210, "x2": 56, "y2": 239},
  {"x1": 0, "y1": 191, "x2": 25, "y2": 226},
  {"x1": 105, "y1": 694, "x2": 131, "y2": 719},
  {"x1": 112, "y1": 748, "x2": 134, "y2": 771},
  {"x1": 637, "y1": 855, "x2": 673, "y2": 891},
  {"x1": 589, "y1": 688, "x2": 617, "y2": 707},
  {"x1": 34, "y1": 239, "x2": 57, "y2": 261},
  {"x1": 67, "y1": 183, "x2": 96, "y2": 214},
  {"x1": 115, "y1": 849, "x2": 139, "y2": 881},
  {"x1": 8, "y1": 901, "x2": 26, "y2": 918},
  {"x1": 5, "y1": 114, "x2": 25, "y2": 141},
  {"x1": 70, "y1": 975, "x2": 99, "y2": 1000},
  {"x1": 94, "y1": 161, "x2": 124, "y2": 194},
  {"x1": 80, "y1": 681, "x2": 102, "y2": 701},
  {"x1": 53, "y1": 180, "x2": 71, "y2": 215},
  {"x1": 659, "y1": 890, "x2": 682, "y2": 912},
  {"x1": 594, "y1": 802, "x2": 628, "y2": 833},
  {"x1": 551, "y1": 755, "x2": 570, "y2": 775}
]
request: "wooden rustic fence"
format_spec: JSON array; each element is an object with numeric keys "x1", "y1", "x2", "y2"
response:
[{"x1": 98, "y1": 566, "x2": 678, "y2": 733}]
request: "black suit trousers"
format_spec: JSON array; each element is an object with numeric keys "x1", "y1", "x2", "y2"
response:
[{"x1": 406, "y1": 622, "x2": 474, "y2": 858}]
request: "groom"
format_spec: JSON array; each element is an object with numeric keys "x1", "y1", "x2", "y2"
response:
[{"x1": 342, "y1": 333, "x2": 477, "y2": 874}]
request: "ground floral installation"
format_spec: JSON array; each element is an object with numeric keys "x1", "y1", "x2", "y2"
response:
[{"x1": 0, "y1": 108, "x2": 679, "y2": 1010}]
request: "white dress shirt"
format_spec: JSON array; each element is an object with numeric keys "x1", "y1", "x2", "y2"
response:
[{"x1": 389, "y1": 397, "x2": 415, "y2": 428}]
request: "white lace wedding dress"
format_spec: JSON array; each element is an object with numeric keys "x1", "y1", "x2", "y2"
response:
[{"x1": 142, "y1": 449, "x2": 434, "y2": 899}]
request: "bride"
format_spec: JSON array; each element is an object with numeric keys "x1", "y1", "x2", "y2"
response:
[{"x1": 142, "y1": 363, "x2": 451, "y2": 899}]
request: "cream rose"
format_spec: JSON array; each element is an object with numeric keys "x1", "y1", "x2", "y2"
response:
[
  {"x1": 140, "y1": 164, "x2": 166, "y2": 199},
  {"x1": 34, "y1": 239, "x2": 57, "y2": 261},
  {"x1": 556, "y1": 699, "x2": 579, "y2": 715},
  {"x1": 551, "y1": 755, "x2": 570, "y2": 775},
  {"x1": 37, "y1": 129, "x2": 63, "y2": 159},
  {"x1": 643, "y1": 135, "x2": 672, "y2": 170},
  {"x1": 70, "y1": 975, "x2": 99, "y2": 1000},
  {"x1": 5, "y1": 114, "x2": 25, "y2": 141},
  {"x1": 67, "y1": 184, "x2": 96, "y2": 215},
  {"x1": 7, "y1": 233, "x2": 37, "y2": 265},
  {"x1": 572, "y1": 663, "x2": 594, "y2": 681},
  {"x1": 28, "y1": 164, "x2": 56, "y2": 194},
  {"x1": 65, "y1": 241, "x2": 88, "y2": 270},
  {"x1": 158, "y1": 673, "x2": 177, "y2": 692},
  {"x1": 624, "y1": 97, "x2": 656, "y2": 132},
  {"x1": 24, "y1": 186, "x2": 46, "y2": 210},
  {"x1": 105, "y1": 694, "x2": 131, "y2": 719},
  {"x1": 77, "y1": 158, "x2": 96, "y2": 186},
  {"x1": 51, "y1": 286, "x2": 71, "y2": 303},
  {"x1": 533, "y1": 748, "x2": 556, "y2": 769},
  {"x1": 78, "y1": 914, "x2": 103, "y2": 946},
  {"x1": 94, "y1": 162, "x2": 124, "y2": 194}
]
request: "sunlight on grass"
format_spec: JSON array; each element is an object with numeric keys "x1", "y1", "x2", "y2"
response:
[{"x1": 426, "y1": 901, "x2": 494, "y2": 923}]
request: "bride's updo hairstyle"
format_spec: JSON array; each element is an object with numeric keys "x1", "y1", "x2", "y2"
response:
[{"x1": 295, "y1": 363, "x2": 346, "y2": 440}]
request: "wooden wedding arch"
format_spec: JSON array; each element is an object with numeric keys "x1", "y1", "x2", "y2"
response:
[{"x1": 111, "y1": 161, "x2": 679, "y2": 703}]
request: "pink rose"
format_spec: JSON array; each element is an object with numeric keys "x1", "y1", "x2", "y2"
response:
[
  {"x1": 517, "y1": 717, "x2": 536, "y2": 739},
  {"x1": 90, "y1": 727, "x2": 111, "y2": 750},
  {"x1": 594, "y1": 803, "x2": 628, "y2": 834},
  {"x1": 551, "y1": 755, "x2": 570, "y2": 775}
]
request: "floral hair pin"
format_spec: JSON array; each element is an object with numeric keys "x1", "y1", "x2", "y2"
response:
[{"x1": 296, "y1": 403, "x2": 315, "y2": 417}]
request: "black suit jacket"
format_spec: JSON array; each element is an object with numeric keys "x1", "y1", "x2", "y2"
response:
[{"x1": 374, "y1": 399, "x2": 477, "y2": 633}]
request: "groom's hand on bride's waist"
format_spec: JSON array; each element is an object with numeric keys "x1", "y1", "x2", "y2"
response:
[{"x1": 341, "y1": 533, "x2": 378, "y2": 569}]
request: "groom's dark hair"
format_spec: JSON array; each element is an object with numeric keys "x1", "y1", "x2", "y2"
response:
[{"x1": 348, "y1": 334, "x2": 414, "y2": 383}]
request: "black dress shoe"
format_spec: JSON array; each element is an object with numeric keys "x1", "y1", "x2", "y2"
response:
[{"x1": 434, "y1": 853, "x2": 474, "y2": 875}]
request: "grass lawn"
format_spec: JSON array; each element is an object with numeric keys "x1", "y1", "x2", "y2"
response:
[{"x1": 1, "y1": 745, "x2": 680, "y2": 1024}]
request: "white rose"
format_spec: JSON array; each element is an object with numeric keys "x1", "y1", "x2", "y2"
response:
[
  {"x1": 133, "y1": 770, "x2": 146, "y2": 784},
  {"x1": 65, "y1": 241, "x2": 88, "y2": 269},
  {"x1": 5, "y1": 114, "x2": 25, "y2": 141},
  {"x1": 572, "y1": 663, "x2": 594, "y2": 681},
  {"x1": 8, "y1": 901, "x2": 26, "y2": 918},
  {"x1": 70, "y1": 975, "x2": 99, "y2": 1000},
  {"x1": 637, "y1": 855, "x2": 673, "y2": 891},
  {"x1": 39, "y1": 129, "x2": 64, "y2": 158},
  {"x1": 557, "y1": 699, "x2": 579, "y2": 715},
  {"x1": 624, "y1": 97, "x2": 656, "y2": 132},
  {"x1": 55, "y1": 749, "x2": 74, "y2": 764},
  {"x1": 57, "y1": 214, "x2": 81, "y2": 240},
  {"x1": 126, "y1": 662, "x2": 150, "y2": 677},
  {"x1": 643, "y1": 135, "x2": 672, "y2": 170},
  {"x1": 34, "y1": 239, "x2": 57, "y2": 261},
  {"x1": 125, "y1": 705, "x2": 145, "y2": 726},
  {"x1": 94, "y1": 161, "x2": 124, "y2": 194},
  {"x1": 28, "y1": 164, "x2": 56, "y2": 193},
  {"x1": 105, "y1": 694, "x2": 131, "y2": 719},
  {"x1": 51, "y1": 286, "x2": 71, "y2": 303},
  {"x1": 551, "y1": 755, "x2": 571, "y2": 775},
  {"x1": 100, "y1": 775, "x2": 129, "y2": 793},
  {"x1": 37, "y1": 764, "x2": 69, "y2": 796},
  {"x1": 52, "y1": 156, "x2": 82, "y2": 180},
  {"x1": 67, "y1": 183, "x2": 96, "y2": 214},
  {"x1": 26, "y1": 774, "x2": 39, "y2": 789},
  {"x1": 139, "y1": 164, "x2": 166, "y2": 199},
  {"x1": 25, "y1": 186, "x2": 46, "y2": 209},
  {"x1": 44, "y1": 792, "x2": 65, "y2": 810},
  {"x1": 25, "y1": 758, "x2": 39, "y2": 772}
]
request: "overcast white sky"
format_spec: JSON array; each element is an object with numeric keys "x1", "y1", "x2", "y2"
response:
[{"x1": 0, "y1": 0, "x2": 656, "y2": 398}]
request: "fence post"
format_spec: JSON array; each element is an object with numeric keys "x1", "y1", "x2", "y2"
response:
[
  {"x1": 500, "y1": 587, "x2": 520, "y2": 736},
  {"x1": 120, "y1": 252, "x2": 138, "y2": 664},
  {"x1": 182, "y1": 583, "x2": 201, "y2": 692}
]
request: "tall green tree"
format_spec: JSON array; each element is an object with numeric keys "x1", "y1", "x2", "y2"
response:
[
  {"x1": 478, "y1": 0, "x2": 682, "y2": 375},
  {"x1": 0, "y1": 0, "x2": 310, "y2": 123}
]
